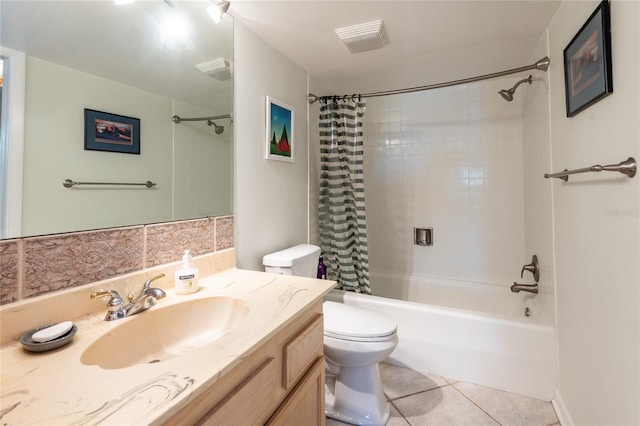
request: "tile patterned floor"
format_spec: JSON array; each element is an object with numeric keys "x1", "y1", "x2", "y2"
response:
[{"x1": 326, "y1": 363, "x2": 559, "y2": 426}]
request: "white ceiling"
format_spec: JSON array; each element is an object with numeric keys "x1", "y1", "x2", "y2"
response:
[
  {"x1": 230, "y1": 0, "x2": 561, "y2": 95},
  {"x1": 1, "y1": 1, "x2": 561, "y2": 102},
  {"x1": 0, "y1": 0, "x2": 233, "y2": 112}
]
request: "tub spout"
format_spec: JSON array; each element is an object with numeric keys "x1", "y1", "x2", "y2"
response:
[{"x1": 511, "y1": 282, "x2": 538, "y2": 294}]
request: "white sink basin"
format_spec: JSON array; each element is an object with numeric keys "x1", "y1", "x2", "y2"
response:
[{"x1": 81, "y1": 296, "x2": 250, "y2": 369}]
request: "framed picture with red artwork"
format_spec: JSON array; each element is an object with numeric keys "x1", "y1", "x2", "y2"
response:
[
  {"x1": 563, "y1": 0, "x2": 613, "y2": 117},
  {"x1": 265, "y1": 96, "x2": 294, "y2": 162}
]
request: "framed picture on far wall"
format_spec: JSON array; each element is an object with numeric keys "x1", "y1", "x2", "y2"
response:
[
  {"x1": 563, "y1": 0, "x2": 613, "y2": 117},
  {"x1": 84, "y1": 109, "x2": 140, "y2": 154},
  {"x1": 265, "y1": 96, "x2": 294, "y2": 162}
]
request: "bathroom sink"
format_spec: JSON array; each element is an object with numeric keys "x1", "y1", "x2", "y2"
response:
[{"x1": 81, "y1": 296, "x2": 250, "y2": 369}]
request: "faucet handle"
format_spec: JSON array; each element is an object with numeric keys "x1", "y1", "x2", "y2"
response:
[
  {"x1": 143, "y1": 273, "x2": 166, "y2": 289},
  {"x1": 91, "y1": 290, "x2": 125, "y2": 320},
  {"x1": 91, "y1": 290, "x2": 123, "y2": 306},
  {"x1": 520, "y1": 255, "x2": 539, "y2": 282}
]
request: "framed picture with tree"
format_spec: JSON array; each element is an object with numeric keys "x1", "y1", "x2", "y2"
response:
[{"x1": 265, "y1": 96, "x2": 294, "y2": 162}]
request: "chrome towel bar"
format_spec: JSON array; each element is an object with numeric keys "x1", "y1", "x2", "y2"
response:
[
  {"x1": 544, "y1": 157, "x2": 636, "y2": 181},
  {"x1": 171, "y1": 114, "x2": 231, "y2": 123},
  {"x1": 63, "y1": 179, "x2": 156, "y2": 188}
]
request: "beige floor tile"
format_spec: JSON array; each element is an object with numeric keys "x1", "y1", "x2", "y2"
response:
[
  {"x1": 392, "y1": 385, "x2": 499, "y2": 426},
  {"x1": 380, "y1": 362, "x2": 449, "y2": 400},
  {"x1": 325, "y1": 417, "x2": 350, "y2": 426},
  {"x1": 388, "y1": 403, "x2": 411, "y2": 426},
  {"x1": 325, "y1": 403, "x2": 409, "y2": 426},
  {"x1": 443, "y1": 376, "x2": 460, "y2": 385},
  {"x1": 453, "y1": 382, "x2": 559, "y2": 426}
]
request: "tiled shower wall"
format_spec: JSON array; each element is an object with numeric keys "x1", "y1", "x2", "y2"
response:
[
  {"x1": 0, "y1": 216, "x2": 233, "y2": 305},
  {"x1": 364, "y1": 77, "x2": 527, "y2": 287},
  {"x1": 522, "y1": 32, "x2": 555, "y2": 326}
]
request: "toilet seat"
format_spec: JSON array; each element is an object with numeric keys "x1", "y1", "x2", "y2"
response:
[
  {"x1": 323, "y1": 301, "x2": 397, "y2": 342},
  {"x1": 324, "y1": 330, "x2": 396, "y2": 343}
]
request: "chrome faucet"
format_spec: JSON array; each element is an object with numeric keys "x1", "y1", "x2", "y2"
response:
[
  {"x1": 90, "y1": 289, "x2": 126, "y2": 321},
  {"x1": 91, "y1": 273, "x2": 167, "y2": 321},
  {"x1": 125, "y1": 273, "x2": 167, "y2": 316},
  {"x1": 510, "y1": 282, "x2": 539, "y2": 294}
]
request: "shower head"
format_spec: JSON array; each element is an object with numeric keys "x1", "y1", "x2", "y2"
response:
[
  {"x1": 498, "y1": 89, "x2": 514, "y2": 102},
  {"x1": 207, "y1": 120, "x2": 224, "y2": 134},
  {"x1": 498, "y1": 75, "x2": 533, "y2": 102}
]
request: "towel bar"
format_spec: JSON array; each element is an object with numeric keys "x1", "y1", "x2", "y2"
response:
[
  {"x1": 62, "y1": 179, "x2": 156, "y2": 188},
  {"x1": 544, "y1": 157, "x2": 636, "y2": 181}
]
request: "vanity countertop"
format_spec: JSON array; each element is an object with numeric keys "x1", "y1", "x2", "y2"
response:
[{"x1": 0, "y1": 267, "x2": 334, "y2": 425}]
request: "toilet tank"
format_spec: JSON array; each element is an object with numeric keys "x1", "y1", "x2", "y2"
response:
[{"x1": 262, "y1": 244, "x2": 321, "y2": 278}]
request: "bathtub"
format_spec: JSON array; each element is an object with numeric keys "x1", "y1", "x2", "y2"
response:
[{"x1": 325, "y1": 274, "x2": 556, "y2": 400}]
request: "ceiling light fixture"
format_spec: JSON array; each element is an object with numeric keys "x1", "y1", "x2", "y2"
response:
[
  {"x1": 207, "y1": 0, "x2": 230, "y2": 23},
  {"x1": 113, "y1": 0, "x2": 134, "y2": 5},
  {"x1": 160, "y1": 13, "x2": 190, "y2": 45},
  {"x1": 335, "y1": 19, "x2": 390, "y2": 54}
]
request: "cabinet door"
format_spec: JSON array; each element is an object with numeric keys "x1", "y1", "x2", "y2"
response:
[
  {"x1": 283, "y1": 315, "x2": 324, "y2": 390},
  {"x1": 267, "y1": 356, "x2": 325, "y2": 426},
  {"x1": 199, "y1": 358, "x2": 277, "y2": 426}
]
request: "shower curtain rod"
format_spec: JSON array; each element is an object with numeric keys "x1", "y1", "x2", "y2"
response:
[{"x1": 307, "y1": 56, "x2": 550, "y2": 104}]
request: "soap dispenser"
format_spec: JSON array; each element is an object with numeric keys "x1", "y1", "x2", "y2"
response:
[
  {"x1": 317, "y1": 252, "x2": 327, "y2": 279},
  {"x1": 174, "y1": 250, "x2": 199, "y2": 295}
]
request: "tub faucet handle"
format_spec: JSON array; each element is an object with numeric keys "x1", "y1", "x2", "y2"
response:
[{"x1": 520, "y1": 255, "x2": 539, "y2": 282}]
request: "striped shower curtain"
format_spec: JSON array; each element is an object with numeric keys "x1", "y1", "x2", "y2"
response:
[{"x1": 318, "y1": 99, "x2": 371, "y2": 294}]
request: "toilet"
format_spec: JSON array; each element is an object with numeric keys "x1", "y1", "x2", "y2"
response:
[{"x1": 263, "y1": 244, "x2": 398, "y2": 426}]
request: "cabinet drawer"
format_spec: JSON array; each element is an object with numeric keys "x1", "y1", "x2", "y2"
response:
[
  {"x1": 200, "y1": 357, "x2": 277, "y2": 425},
  {"x1": 283, "y1": 314, "x2": 324, "y2": 390}
]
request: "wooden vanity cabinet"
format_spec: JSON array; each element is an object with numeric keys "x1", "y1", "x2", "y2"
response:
[
  {"x1": 266, "y1": 356, "x2": 325, "y2": 426},
  {"x1": 165, "y1": 300, "x2": 325, "y2": 426}
]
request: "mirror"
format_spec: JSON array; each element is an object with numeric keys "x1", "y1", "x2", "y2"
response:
[{"x1": 0, "y1": 0, "x2": 233, "y2": 239}]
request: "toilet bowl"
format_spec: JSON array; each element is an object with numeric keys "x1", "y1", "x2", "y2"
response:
[
  {"x1": 323, "y1": 301, "x2": 398, "y2": 426},
  {"x1": 263, "y1": 245, "x2": 399, "y2": 426}
]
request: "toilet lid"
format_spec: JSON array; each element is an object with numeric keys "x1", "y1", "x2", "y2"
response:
[{"x1": 323, "y1": 301, "x2": 397, "y2": 339}]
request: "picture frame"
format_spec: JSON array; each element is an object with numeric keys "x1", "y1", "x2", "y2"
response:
[
  {"x1": 563, "y1": 0, "x2": 613, "y2": 117},
  {"x1": 265, "y1": 96, "x2": 294, "y2": 162},
  {"x1": 84, "y1": 109, "x2": 140, "y2": 154}
]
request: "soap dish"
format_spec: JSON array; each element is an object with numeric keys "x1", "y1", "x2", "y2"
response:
[{"x1": 20, "y1": 323, "x2": 78, "y2": 353}]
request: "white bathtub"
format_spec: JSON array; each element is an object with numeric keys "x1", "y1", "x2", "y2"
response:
[{"x1": 325, "y1": 274, "x2": 556, "y2": 400}]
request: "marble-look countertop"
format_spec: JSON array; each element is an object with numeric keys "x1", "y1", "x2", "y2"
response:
[{"x1": 0, "y1": 266, "x2": 334, "y2": 425}]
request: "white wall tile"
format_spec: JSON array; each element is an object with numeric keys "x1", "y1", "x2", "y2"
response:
[{"x1": 364, "y1": 78, "x2": 526, "y2": 286}]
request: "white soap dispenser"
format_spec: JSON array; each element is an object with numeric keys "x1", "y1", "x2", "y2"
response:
[{"x1": 174, "y1": 250, "x2": 199, "y2": 295}]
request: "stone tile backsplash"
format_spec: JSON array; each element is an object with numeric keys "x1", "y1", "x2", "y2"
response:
[
  {"x1": 23, "y1": 227, "x2": 145, "y2": 299},
  {"x1": 215, "y1": 216, "x2": 234, "y2": 251},
  {"x1": 146, "y1": 219, "x2": 215, "y2": 267},
  {"x1": 0, "y1": 241, "x2": 20, "y2": 304},
  {"x1": 0, "y1": 216, "x2": 233, "y2": 305}
]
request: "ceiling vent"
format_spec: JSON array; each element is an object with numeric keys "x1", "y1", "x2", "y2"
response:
[
  {"x1": 196, "y1": 58, "x2": 232, "y2": 81},
  {"x1": 335, "y1": 19, "x2": 390, "y2": 54}
]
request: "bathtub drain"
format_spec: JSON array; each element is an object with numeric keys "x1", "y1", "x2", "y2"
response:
[{"x1": 524, "y1": 307, "x2": 531, "y2": 317}]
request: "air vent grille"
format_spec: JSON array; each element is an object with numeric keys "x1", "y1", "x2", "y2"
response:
[{"x1": 335, "y1": 19, "x2": 390, "y2": 54}]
